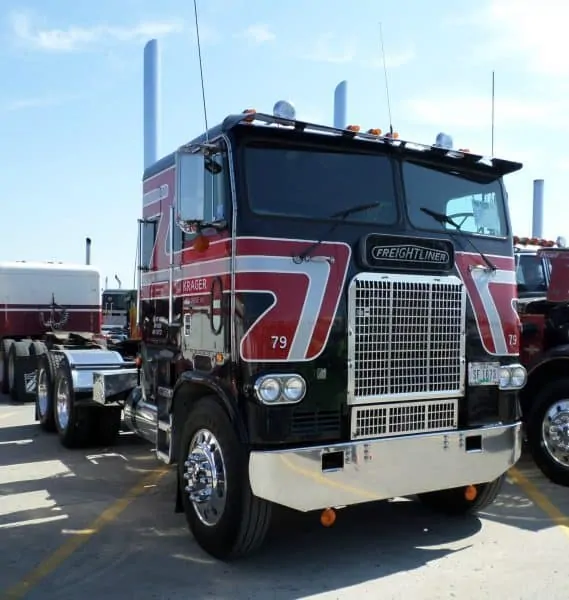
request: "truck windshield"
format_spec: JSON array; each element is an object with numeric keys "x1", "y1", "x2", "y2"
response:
[
  {"x1": 516, "y1": 253, "x2": 548, "y2": 294},
  {"x1": 403, "y1": 160, "x2": 508, "y2": 238},
  {"x1": 103, "y1": 293, "x2": 128, "y2": 312},
  {"x1": 244, "y1": 145, "x2": 398, "y2": 224}
]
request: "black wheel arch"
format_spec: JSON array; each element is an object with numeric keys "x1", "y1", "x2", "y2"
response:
[
  {"x1": 170, "y1": 371, "x2": 248, "y2": 456},
  {"x1": 521, "y1": 352, "x2": 569, "y2": 419}
]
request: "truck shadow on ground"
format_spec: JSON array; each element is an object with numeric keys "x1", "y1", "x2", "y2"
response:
[{"x1": 1, "y1": 409, "x2": 566, "y2": 599}]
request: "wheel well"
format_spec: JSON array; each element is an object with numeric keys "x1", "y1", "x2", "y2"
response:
[
  {"x1": 520, "y1": 357, "x2": 569, "y2": 416},
  {"x1": 170, "y1": 382, "x2": 233, "y2": 463}
]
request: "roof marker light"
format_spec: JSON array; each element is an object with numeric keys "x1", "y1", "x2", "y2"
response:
[
  {"x1": 273, "y1": 100, "x2": 296, "y2": 120},
  {"x1": 435, "y1": 132, "x2": 453, "y2": 149}
]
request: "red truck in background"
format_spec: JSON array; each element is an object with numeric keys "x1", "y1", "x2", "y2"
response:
[{"x1": 515, "y1": 236, "x2": 569, "y2": 485}]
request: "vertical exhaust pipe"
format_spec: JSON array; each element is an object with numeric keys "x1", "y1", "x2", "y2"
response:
[
  {"x1": 532, "y1": 179, "x2": 544, "y2": 239},
  {"x1": 333, "y1": 80, "x2": 347, "y2": 129},
  {"x1": 143, "y1": 39, "x2": 159, "y2": 170},
  {"x1": 85, "y1": 237, "x2": 92, "y2": 265}
]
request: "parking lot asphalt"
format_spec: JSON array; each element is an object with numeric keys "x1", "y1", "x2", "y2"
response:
[{"x1": 1, "y1": 398, "x2": 568, "y2": 600}]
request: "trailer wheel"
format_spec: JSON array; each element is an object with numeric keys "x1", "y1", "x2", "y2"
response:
[
  {"x1": 53, "y1": 363, "x2": 91, "y2": 449},
  {"x1": 417, "y1": 474, "x2": 505, "y2": 515},
  {"x1": 1, "y1": 338, "x2": 15, "y2": 394},
  {"x1": 35, "y1": 353, "x2": 57, "y2": 432},
  {"x1": 527, "y1": 377, "x2": 569, "y2": 486},
  {"x1": 7, "y1": 341, "x2": 30, "y2": 401},
  {"x1": 178, "y1": 395, "x2": 272, "y2": 560}
]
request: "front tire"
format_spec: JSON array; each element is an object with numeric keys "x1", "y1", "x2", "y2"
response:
[
  {"x1": 527, "y1": 377, "x2": 569, "y2": 486},
  {"x1": 417, "y1": 475, "x2": 506, "y2": 515},
  {"x1": 177, "y1": 395, "x2": 272, "y2": 560}
]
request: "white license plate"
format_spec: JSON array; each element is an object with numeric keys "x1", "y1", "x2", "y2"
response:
[{"x1": 468, "y1": 362, "x2": 500, "y2": 386}]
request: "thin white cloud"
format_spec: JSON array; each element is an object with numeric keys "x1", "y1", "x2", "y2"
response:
[
  {"x1": 303, "y1": 33, "x2": 357, "y2": 64},
  {"x1": 238, "y1": 24, "x2": 275, "y2": 45},
  {"x1": 9, "y1": 11, "x2": 185, "y2": 52},
  {"x1": 405, "y1": 94, "x2": 551, "y2": 130},
  {"x1": 458, "y1": 0, "x2": 569, "y2": 76},
  {"x1": 301, "y1": 33, "x2": 414, "y2": 69},
  {"x1": 2, "y1": 94, "x2": 81, "y2": 112},
  {"x1": 363, "y1": 47, "x2": 416, "y2": 70}
]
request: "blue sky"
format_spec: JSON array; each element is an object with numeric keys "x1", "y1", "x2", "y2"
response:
[{"x1": 0, "y1": 0, "x2": 564, "y2": 288}]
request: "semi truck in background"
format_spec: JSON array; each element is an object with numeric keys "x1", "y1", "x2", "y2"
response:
[
  {"x1": 102, "y1": 288, "x2": 137, "y2": 329},
  {"x1": 514, "y1": 235, "x2": 569, "y2": 486},
  {"x1": 0, "y1": 260, "x2": 104, "y2": 402},
  {"x1": 32, "y1": 100, "x2": 528, "y2": 560}
]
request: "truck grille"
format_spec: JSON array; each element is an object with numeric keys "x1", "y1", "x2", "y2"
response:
[
  {"x1": 348, "y1": 273, "x2": 466, "y2": 405},
  {"x1": 351, "y1": 400, "x2": 458, "y2": 440}
]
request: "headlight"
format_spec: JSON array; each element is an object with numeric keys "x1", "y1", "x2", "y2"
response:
[
  {"x1": 256, "y1": 377, "x2": 281, "y2": 403},
  {"x1": 498, "y1": 363, "x2": 527, "y2": 390},
  {"x1": 254, "y1": 374, "x2": 306, "y2": 405},
  {"x1": 282, "y1": 376, "x2": 306, "y2": 402},
  {"x1": 498, "y1": 366, "x2": 511, "y2": 388},
  {"x1": 510, "y1": 366, "x2": 527, "y2": 388}
]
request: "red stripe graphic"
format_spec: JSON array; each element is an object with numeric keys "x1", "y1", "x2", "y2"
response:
[{"x1": 455, "y1": 251, "x2": 520, "y2": 355}]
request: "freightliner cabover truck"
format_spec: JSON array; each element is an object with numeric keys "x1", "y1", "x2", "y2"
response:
[
  {"x1": 35, "y1": 105, "x2": 527, "y2": 560},
  {"x1": 0, "y1": 261, "x2": 104, "y2": 404}
]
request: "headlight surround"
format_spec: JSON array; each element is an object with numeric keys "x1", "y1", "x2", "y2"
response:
[{"x1": 254, "y1": 374, "x2": 306, "y2": 405}]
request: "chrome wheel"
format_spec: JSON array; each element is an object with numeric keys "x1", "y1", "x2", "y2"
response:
[
  {"x1": 55, "y1": 374, "x2": 71, "y2": 430},
  {"x1": 37, "y1": 368, "x2": 49, "y2": 417},
  {"x1": 184, "y1": 428, "x2": 227, "y2": 527},
  {"x1": 542, "y1": 399, "x2": 569, "y2": 469}
]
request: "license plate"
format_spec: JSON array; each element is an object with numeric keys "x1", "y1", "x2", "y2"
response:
[{"x1": 468, "y1": 362, "x2": 500, "y2": 386}]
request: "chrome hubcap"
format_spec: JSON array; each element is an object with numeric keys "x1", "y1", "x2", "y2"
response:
[
  {"x1": 184, "y1": 429, "x2": 227, "y2": 527},
  {"x1": 542, "y1": 399, "x2": 569, "y2": 468},
  {"x1": 55, "y1": 376, "x2": 70, "y2": 430},
  {"x1": 37, "y1": 369, "x2": 49, "y2": 416}
]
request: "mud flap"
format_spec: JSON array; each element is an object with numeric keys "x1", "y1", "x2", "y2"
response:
[{"x1": 175, "y1": 468, "x2": 183, "y2": 513}]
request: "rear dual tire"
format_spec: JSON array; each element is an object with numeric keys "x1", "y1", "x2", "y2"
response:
[{"x1": 43, "y1": 361, "x2": 121, "y2": 449}]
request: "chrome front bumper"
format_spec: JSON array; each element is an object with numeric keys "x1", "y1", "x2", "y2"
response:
[{"x1": 248, "y1": 422, "x2": 522, "y2": 512}]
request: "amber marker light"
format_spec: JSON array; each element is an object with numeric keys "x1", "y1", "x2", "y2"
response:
[
  {"x1": 465, "y1": 485, "x2": 478, "y2": 501},
  {"x1": 320, "y1": 507, "x2": 337, "y2": 527},
  {"x1": 193, "y1": 234, "x2": 210, "y2": 253}
]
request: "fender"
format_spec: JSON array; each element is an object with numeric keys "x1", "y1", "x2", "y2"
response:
[
  {"x1": 526, "y1": 343, "x2": 569, "y2": 376},
  {"x1": 171, "y1": 370, "x2": 248, "y2": 443}
]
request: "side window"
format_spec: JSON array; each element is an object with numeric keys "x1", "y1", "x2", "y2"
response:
[
  {"x1": 141, "y1": 219, "x2": 157, "y2": 269},
  {"x1": 205, "y1": 153, "x2": 229, "y2": 223},
  {"x1": 445, "y1": 193, "x2": 503, "y2": 236}
]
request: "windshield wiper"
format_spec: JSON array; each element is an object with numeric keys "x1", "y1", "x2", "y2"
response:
[
  {"x1": 420, "y1": 206, "x2": 496, "y2": 271},
  {"x1": 294, "y1": 202, "x2": 381, "y2": 263}
]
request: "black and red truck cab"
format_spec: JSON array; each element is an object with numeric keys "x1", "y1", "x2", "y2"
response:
[{"x1": 90, "y1": 108, "x2": 526, "y2": 559}]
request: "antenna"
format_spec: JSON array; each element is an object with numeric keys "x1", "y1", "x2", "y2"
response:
[
  {"x1": 192, "y1": 0, "x2": 209, "y2": 141},
  {"x1": 379, "y1": 22, "x2": 394, "y2": 135},
  {"x1": 491, "y1": 70, "x2": 495, "y2": 156}
]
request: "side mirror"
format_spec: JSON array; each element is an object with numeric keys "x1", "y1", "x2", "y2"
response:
[{"x1": 176, "y1": 151, "x2": 206, "y2": 222}]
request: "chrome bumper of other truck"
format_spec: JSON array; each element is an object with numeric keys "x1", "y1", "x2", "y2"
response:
[
  {"x1": 92, "y1": 368, "x2": 139, "y2": 405},
  {"x1": 56, "y1": 349, "x2": 133, "y2": 395},
  {"x1": 248, "y1": 422, "x2": 522, "y2": 512}
]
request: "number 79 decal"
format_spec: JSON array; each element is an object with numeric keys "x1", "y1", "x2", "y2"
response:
[{"x1": 455, "y1": 252, "x2": 520, "y2": 356}]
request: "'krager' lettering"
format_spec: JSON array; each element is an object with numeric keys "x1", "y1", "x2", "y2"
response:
[{"x1": 371, "y1": 244, "x2": 449, "y2": 264}]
